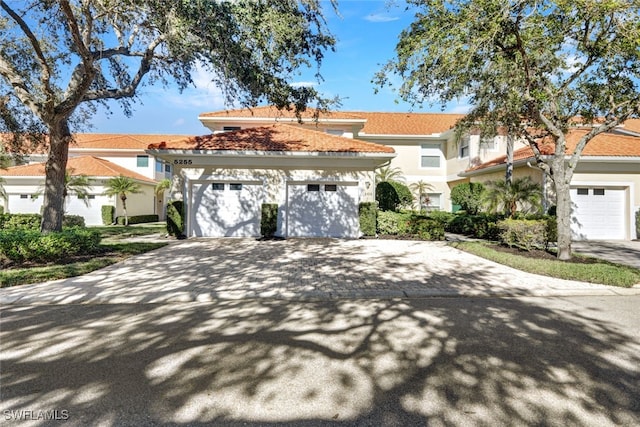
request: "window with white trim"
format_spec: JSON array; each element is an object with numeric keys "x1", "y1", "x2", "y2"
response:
[
  {"x1": 325, "y1": 129, "x2": 343, "y2": 136},
  {"x1": 137, "y1": 155, "x2": 149, "y2": 168},
  {"x1": 459, "y1": 136, "x2": 470, "y2": 158},
  {"x1": 480, "y1": 136, "x2": 498, "y2": 151},
  {"x1": 222, "y1": 126, "x2": 241, "y2": 132},
  {"x1": 420, "y1": 143, "x2": 442, "y2": 168},
  {"x1": 425, "y1": 193, "x2": 442, "y2": 211}
]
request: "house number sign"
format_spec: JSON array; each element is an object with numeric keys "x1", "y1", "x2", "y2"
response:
[{"x1": 173, "y1": 159, "x2": 193, "y2": 165}]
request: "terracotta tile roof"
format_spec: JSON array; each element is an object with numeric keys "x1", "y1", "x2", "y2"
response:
[
  {"x1": 199, "y1": 106, "x2": 365, "y2": 120},
  {"x1": 0, "y1": 156, "x2": 156, "y2": 183},
  {"x1": 1, "y1": 133, "x2": 193, "y2": 152},
  {"x1": 71, "y1": 134, "x2": 193, "y2": 150},
  {"x1": 622, "y1": 118, "x2": 640, "y2": 134},
  {"x1": 354, "y1": 112, "x2": 465, "y2": 135},
  {"x1": 467, "y1": 129, "x2": 640, "y2": 172},
  {"x1": 148, "y1": 123, "x2": 395, "y2": 154},
  {"x1": 199, "y1": 107, "x2": 465, "y2": 135}
]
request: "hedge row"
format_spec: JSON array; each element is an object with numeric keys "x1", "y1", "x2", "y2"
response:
[
  {"x1": 377, "y1": 211, "x2": 445, "y2": 240},
  {"x1": 115, "y1": 214, "x2": 159, "y2": 225},
  {"x1": 0, "y1": 228, "x2": 101, "y2": 263},
  {"x1": 0, "y1": 214, "x2": 86, "y2": 230}
]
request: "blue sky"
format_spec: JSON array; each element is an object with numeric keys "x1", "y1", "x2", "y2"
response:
[{"x1": 90, "y1": 1, "x2": 471, "y2": 135}]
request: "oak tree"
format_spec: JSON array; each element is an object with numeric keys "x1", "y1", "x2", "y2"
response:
[
  {"x1": 376, "y1": 0, "x2": 640, "y2": 259},
  {"x1": 0, "y1": 0, "x2": 335, "y2": 232}
]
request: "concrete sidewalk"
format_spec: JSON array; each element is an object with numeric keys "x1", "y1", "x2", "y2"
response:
[{"x1": 1, "y1": 239, "x2": 638, "y2": 305}]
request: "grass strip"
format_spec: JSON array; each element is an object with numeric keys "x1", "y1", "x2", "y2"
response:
[
  {"x1": 0, "y1": 242, "x2": 166, "y2": 288},
  {"x1": 450, "y1": 241, "x2": 640, "y2": 288}
]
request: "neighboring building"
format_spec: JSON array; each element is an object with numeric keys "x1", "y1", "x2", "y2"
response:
[
  {"x1": 147, "y1": 123, "x2": 395, "y2": 238},
  {"x1": 1, "y1": 134, "x2": 189, "y2": 223},
  {"x1": 0, "y1": 156, "x2": 157, "y2": 225},
  {"x1": 462, "y1": 129, "x2": 640, "y2": 240}
]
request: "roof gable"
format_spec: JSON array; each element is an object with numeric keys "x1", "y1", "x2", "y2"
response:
[
  {"x1": 148, "y1": 123, "x2": 395, "y2": 154},
  {"x1": 0, "y1": 156, "x2": 156, "y2": 183},
  {"x1": 467, "y1": 130, "x2": 640, "y2": 172}
]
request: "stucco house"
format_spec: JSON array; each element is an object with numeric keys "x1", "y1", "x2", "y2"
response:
[
  {"x1": 180, "y1": 106, "x2": 639, "y2": 240},
  {"x1": 1, "y1": 133, "x2": 188, "y2": 224},
  {"x1": 147, "y1": 123, "x2": 395, "y2": 238},
  {"x1": 0, "y1": 155, "x2": 158, "y2": 225},
  {"x1": 461, "y1": 129, "x2": 640, "y2": 240}
]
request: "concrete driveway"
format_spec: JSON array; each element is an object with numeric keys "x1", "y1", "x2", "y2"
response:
[
  {"x1": 572, "y1": 240, "x2": 640, "y2": 269},
  {"x1": 1, "y1": 239, "x2": 638, "y2": 305}
]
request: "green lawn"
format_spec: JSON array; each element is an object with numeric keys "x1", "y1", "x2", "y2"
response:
[
  {"x1": 1, "y1": 224, "x2": 168, "y2": 288},
  {"x1": 451, "y1": 241, "x2": 640, "y2": 288}
]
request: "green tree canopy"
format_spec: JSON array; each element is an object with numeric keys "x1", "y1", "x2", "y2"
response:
[
  {"x1": 0, "y1": 0, "x2": 336, "y2": 233},
  {"x1": 450, "y1": 182, "x2": 485, "y2": 215},
  {"x1": 376, "y1": 0, "x2": 640, "y2": 259}
]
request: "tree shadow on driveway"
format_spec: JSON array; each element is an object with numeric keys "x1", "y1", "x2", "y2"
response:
[{"x1": 1, "y1": 295, "x2": 639, "y2": 426}]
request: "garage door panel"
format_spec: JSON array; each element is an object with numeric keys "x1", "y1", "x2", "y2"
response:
[
  {"x1": 65, "y1": 195, "x2": 110, "y2": 225},
  {"x1": 192, "y1": 182, "x2": 262, "y2": 237},
  {"x1": 287, "y1": 183, "x2": 359, "y2": 238},
  {"x1": 571, "y1": 187, "x2": 625, "y2": 240}
]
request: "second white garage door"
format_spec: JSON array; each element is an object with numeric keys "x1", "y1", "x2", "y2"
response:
[
  {"x1": 287, "y1": 182, "x2": 360, "y2": 238},
  {"x1": 570, "y1": 186, "x2": 626, "y2": 240},
  {"x1": 191, "y1": 181, "x2": 263, "y2": 237}
]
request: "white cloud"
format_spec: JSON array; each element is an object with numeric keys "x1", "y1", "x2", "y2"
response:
[
  {"x1": 172, "y1": 118, "x2": 185, "y2": 127},
  {"x1": 290, "y1": 81, "x2": 317, "y2": 88},
  {"x1": 364, "y1": 13, "x2": 399, "y2": 23},
  {"x1": 163, "y1": 63, "x2": 229, "y2": 111}
]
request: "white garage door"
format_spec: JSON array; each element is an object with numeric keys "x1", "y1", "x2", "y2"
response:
[
  {"x1": 287, "y1": 182, "x2": 360, "y2": 238},
  {"x1": 65, "y1": 195, "x2": 111, "y2": 226},
  {"x1": 191, "y1": 181, "x2": 263, "y2": 237},
  {"x1": 571, "y1": 187, "x2": 626, "y2": 240},
  {"x1": 7, "y1": 194, "x2": 42, "y2": 214}
]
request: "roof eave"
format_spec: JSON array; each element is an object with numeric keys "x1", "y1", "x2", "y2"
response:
[
  {"x1": 198, "y1": 116, "x2": 367, "y2": 125},
  {"x1": 146, "y1": 149, "x2": 395, "y2": 159}
]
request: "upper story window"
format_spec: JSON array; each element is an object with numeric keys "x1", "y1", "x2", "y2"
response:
[
  {"x1": 481, "y1": 136, "x2": 498, "y2": 151},
  {"x1": 325, "y1": 129, "x2": 343, "y2": 136},
  {"x1": 222, "y1": 126, "x2": 241, "y2": 132},
  {"x1": 137, "y1": 155, "x2": 149, "y2": 168},
  {"x1": 420, "y1": 143, "x2": 442, "y2": 168},
  {"x1": 459, "y1": 136, "x2": 470, "y2": 158},
  {"x1": 155, "y1": 159, "x2": 164, "y2": 172}
]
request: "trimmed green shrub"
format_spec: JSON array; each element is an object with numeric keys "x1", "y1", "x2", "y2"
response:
[
  {"x1": 115, "y1": 214, "x2": 159, "y2": 225},
  {"x1": 0, "y1": 206, "x2": 3, "y2": 214},
  {"x1": 0, "y1": 214, "x2": 41, "y2": 230},
  {"x1": 359, "y1": 202, "x2": 377, "y2": 236},
  {"x1": 377, "y1": 211, "x2": 444, "y2": 240},
  {"x1": 0, "y1": 228, "x2": 101, "y2": 263},
  {"x1": 450, "y1": 182, "x2": 485, "y2": 215},
  {"x1": 428, "y1": 210, "x2": 455, "y2": 228},
  {"x1": 63, "y1": 215, "x2": 85, "y2": 228},
  {"x1": 261, "y1": 203, "x2": 278, "y2": 238},
  {"x1": 636, "y1": 209, "x2": 640, "y2": 239},
  {"x1": 376, "y1": 181, "x2": 413, "y2": 211},
  {"x1": 102, "y1": 205, "x2": 115, "y2": 225},
  {"x1": 448, "y1": 212, "x2": 502, "y2": 240},
  {"x1": 497, "y1": 219, "x2": 547, "y2": 251},
  {"x1": 166, "y1": 200, "x2": 185, "y2": 238}
]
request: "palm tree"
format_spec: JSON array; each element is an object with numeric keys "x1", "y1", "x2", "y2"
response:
[
  {"x1": 375, "y1": 165, "x2": 405, "y2": 183},
  {"x1": 155, "y1": 178, "x2": 171, "y2": 197},
  {"x1": 103, "y1": 176, "x2": 142, "y2": 226},
  {"x1": 484, "y1": 176, "x2": 542, "y2": 217},
  {"x1": 64, "y1": 172, "x2": 93, "y2": 208},
  {"x1": 409, "y1": 180, "x2": 434, "y2": 212}
]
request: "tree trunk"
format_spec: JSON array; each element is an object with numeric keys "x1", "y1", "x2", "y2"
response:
[
  {"x1": 505, "y1": 134, "x2": 514, "y2": 186},
  {"x1": 121, "y1": 195, "x2": 128, "y2": 226},
  {"x1": 552, "y1": 158, "x2": 573, "y2": 260},
  {"x1": 40, "y1": 120, "x2": 71, "y2": 233}
]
